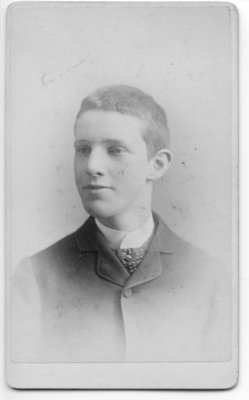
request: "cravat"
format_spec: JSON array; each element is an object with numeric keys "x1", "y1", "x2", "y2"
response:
[{"x1": 112, "y1": 239, "x2": 151, "y2": 275}]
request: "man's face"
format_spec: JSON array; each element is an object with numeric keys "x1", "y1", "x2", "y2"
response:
[{"x1": 74, "y1": 110, "x2": 153, "y2": 221}]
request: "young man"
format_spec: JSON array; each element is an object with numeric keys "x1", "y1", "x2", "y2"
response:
[{"x1": 12, "y1": 85, "x2": 231, "y2": 362}]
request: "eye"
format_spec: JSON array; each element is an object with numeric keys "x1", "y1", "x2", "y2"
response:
[
  {"x1": 75, "y1": 145, "x2": 91, "y2": 155},
  {"x1": 108, "y1": 146, "x2": 127, "y2": 155}
]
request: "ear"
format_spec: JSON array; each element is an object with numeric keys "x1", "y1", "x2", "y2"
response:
[{"x1": 147, "y1": 148, "x2": 173, "y2": 181}]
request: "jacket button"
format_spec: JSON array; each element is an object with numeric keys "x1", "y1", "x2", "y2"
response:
[{"x1": 123, "y1": 288, "x2": 133, "y2": 298}]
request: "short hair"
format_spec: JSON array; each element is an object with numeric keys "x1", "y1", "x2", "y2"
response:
[{"x1": 75, "y1": 84, "x2": 170, "y2": 157}]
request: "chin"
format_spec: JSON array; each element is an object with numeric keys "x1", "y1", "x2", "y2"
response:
[{"x1": 83, "y1": 202, "x2": 117, "y2": 219}]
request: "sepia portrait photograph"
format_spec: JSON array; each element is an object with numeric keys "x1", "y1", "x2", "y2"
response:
[{"x1": 5, "y1": 0, "x2": 238, "y2": 389}]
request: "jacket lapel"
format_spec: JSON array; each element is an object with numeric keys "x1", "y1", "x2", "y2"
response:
[
  {"x1": 95, "y1": 233, "x2": 130, "y2": 287},
  {"x1": 74, "y1": 213, "x2": 176, "y2": 289},
  {"x1": 75, "y1": 217, "x2": 129, "y2": 287},
  {"x1": 124, "y1": 212, "x2": 176, "y2": 290},
  {"x1": 124, "y1": 245, "x2": 163, "y2": 290}
]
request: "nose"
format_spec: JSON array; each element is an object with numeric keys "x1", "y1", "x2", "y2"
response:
[{"x1": 86, "y1": 148, "x2": 106, "y2": 176}]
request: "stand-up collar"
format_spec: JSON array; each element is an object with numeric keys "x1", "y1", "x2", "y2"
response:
[
  {"x1": 75, "y1": 212, "x2": 176, "y2": 253},
  {"x1": 95, "y1": 214, "x2": 154, "y2": 249}
]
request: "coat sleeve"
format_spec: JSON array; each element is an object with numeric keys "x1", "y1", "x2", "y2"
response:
[{"x1": 10, "y1": 257, "x2": 43, "y2": 362}]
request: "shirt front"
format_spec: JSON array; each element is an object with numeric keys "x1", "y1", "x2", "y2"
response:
[{"x1": 95, "y1": 213, "x2": 155, "y2": 249}]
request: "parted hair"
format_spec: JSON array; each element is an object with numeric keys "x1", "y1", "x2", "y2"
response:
[{"x1": 75, "y1": 84, "x2": 170, "y2": 157}]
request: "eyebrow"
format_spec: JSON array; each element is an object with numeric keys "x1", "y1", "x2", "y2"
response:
[
  {"x1": 74, "y1": 139, "x2": 91, "y2": 146},
  {"x1": 74, "y1": 139, "x2": 131, "y2": 147}
]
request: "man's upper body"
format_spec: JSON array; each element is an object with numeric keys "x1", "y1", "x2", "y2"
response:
[
  {"x1": 10, "y1": 85, "x2": 232, "y2": 364},
  {"x1": 11, "y1": 212, "x2": 232, "y2": 363}
]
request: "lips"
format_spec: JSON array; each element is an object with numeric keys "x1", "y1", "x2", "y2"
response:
[
  {"x1": 84, "y1": 185, "x2": 111, "y2": 190},
  {"x1": 83, "y1": 184, "x2": 113, "y2": 194}
]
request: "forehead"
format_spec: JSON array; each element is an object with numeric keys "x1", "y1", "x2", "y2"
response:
[{"x1": 75, "y1": 110, "x2": 146, "y2": 142}]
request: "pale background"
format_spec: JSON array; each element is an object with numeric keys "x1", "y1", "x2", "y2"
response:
[
  {"x1": 1, "y1": 0, "x2": 248, "y2": 398},
  {"x1": 6, "y1": 1, "x2": 235, "y2": 270}
]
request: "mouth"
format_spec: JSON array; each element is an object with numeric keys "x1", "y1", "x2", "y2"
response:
[{"x1": 83, "y1": 185, "x2": 112, "y2": 193}]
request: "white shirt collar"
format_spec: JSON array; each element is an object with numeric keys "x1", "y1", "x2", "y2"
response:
[{"x1": 95, "y1": 214, "x2": 155, "y2": 249}]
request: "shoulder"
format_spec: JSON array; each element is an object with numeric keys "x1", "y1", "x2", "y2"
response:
[
  {"x1": 13, "y1": 217, "x2": 97, "y2": 286},
  {"x1": 12, "y1": 233, "x2": 76, "y2": 295},
  {"x1": 154, "y1": 212, "x2": 227, "y2": 281},
  {"x1": 32, "y1": 231, "x2": 78, "y2": 265},
  {"x1": 30, "y1": 216, "x2": 96, "y2": 265},
  {"x1": 154, "y1": 211, "x2": 210, "y2": 257}
]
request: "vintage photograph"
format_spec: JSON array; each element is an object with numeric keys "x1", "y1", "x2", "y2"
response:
[{"x1": 6, "y1": 1, "x2": 238, "y2": 389}]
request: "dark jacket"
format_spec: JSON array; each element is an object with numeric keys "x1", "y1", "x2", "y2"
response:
[{"x1": 11, "y1": 213, "x2": 232, "y2": 362}]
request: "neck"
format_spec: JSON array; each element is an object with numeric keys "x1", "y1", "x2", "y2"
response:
[
  {"x1": 96, "y1": 206, "x2": 152, "y2": 232},
  {"x1": 95, "y1": 182, "x2": 153, "y2": 231}
]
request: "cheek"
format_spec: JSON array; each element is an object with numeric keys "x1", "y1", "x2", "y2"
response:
[
  {"x1": 112, "y1": 161, "x2": 127, "y2": 177},
  {"x1": 74, "y1": 164, "x2": 81, "y2": 181},
  {"x1": 114, "y1": 162, "x2": 134, "y2": 179},
  {"x1": 74, "y1": 158, "x2": 86, "y2": 176},
  {"x1": 113, "y1": 163, "x2": 146, "y2": 186}
]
